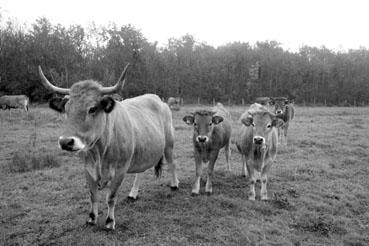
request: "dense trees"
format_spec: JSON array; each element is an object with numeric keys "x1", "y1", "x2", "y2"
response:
[{"x1": 1, "y1": 16, "x2": 368, "y2": 105}]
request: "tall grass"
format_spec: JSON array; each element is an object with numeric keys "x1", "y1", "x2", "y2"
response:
[{"x1": 8, "y1": 111, "x2": 60, "y2": 173}]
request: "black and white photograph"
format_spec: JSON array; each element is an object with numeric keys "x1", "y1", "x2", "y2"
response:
[{"x1": 1, "y1": 0, "x2": 368, "y2": 245}]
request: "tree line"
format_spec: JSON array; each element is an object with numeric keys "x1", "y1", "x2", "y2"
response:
[{"x1": 1, "y1": 16, "x2": 369, "y2": 106}]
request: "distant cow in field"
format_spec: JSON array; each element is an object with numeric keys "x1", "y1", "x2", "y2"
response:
[
  {"x1": 38, "y1": 64, "x2": 179, "y2": 230},
  {"x1": 183, "y1": 103, "x2": 232, "y2": 195},
  {"x1": 111, "y1": 93, "x2": 123, "y2": 101},
  {"x1": 236, "y1": 103, "x2": 284, "y2": 200},
  {"x1": 0, "y1": 95, "x2": 29, "y2": 112},
  {"x1": 255, "y1": 97, "x2": 271, "y2": 106},
  {"x1": 269, "y1": 97, "x2": 295, "y2": 145},
  {"x1": 168, "y1": 97, "x2": 181, "y2": 111}
]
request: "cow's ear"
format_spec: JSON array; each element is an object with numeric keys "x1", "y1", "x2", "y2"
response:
[
  {"x1": 241, "y1": 116, "x2": 253, "y2": 126},
  {"x1": 49, "y1": 98, "x2": 67, "y2": 113},
  {"x1": 100, "y1": 96, "x2": 115, "y2": 113},
  {"x1": 212, "y1": 115, "x2": 224, "y2": 125},
  {"x1": 183, "y1": 115, "x2": 194, "y2": 125},
  {"x1": 285, "y1": 99, "x2": 290, "y2": 104}
]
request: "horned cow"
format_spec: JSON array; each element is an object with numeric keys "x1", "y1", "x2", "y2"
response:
[
  {"x1": 183, "y1": 103, "x2": 232, "y2": 195},
  {"x1": 236, "y1": 103, "x2": 284, "y2": 200},
  {"x1": 38, "y1": 64, "x2": 179, "y2": 230}
]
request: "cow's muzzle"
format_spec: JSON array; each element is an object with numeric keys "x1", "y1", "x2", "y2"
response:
[
  {"x1": 276, "y1": 110, "x2": 283, "y2": 114},
  {"x1": 253, "y1": 136, "x2": 265, "y2": 145},
  {"x1": 196, "y1": 136, "x2": 209, "y2": 143},
  {"x1": 58, "y1": 136, "x2": 86, "y2": 152}
]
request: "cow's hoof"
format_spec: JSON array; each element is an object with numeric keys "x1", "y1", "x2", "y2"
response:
[
  {"x1": 86, "y1": 212, "x2": 97, "y2": 225},
  {"x1": 205, "y1": 191, "x2": 212, "y2": 196},
  {"x1": 261, "y1": 195, "x2": 268, "y2": 201},
  {"x1": 86, "y1": 219, "x2": 97, "y2": 226},
  {"x1": 170, "y1": 186, "x2": 179, "y2": 191},
  {"x1": 248, "y1": 196, "x2": 256, "y2": 201},
  {"x1": 242, "y1": 174, "x2": 247, "y2": 178},
  {"x1": 105, "y1": 217, "x2": 115, "y2": 230},
  {"x1": 191, "y1": 192, "x2": 199, "y2": 197},
  {"x1": 127, "y1": 195, "x2": 138, "y2": 201}
]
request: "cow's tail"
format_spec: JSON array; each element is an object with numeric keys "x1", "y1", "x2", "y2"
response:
[{"x1": 154, "y1": 156, "x2": 164, "y2": 178}]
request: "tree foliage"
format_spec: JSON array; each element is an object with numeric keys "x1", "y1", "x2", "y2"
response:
[{"x1": 1, "y1": 16, "x2": 368, "y2": 105}]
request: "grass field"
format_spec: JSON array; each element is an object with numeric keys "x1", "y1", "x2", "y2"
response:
[{"x1": 1, "y1": 105, "x2": 369, "y2": 246}]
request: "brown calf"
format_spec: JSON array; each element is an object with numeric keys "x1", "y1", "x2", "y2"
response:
[
  {"x1": 183, "y1": 103, "x2": 232, "y2": 195},
  {"x1": 269, "y1": 97, "x2": 295, "y2": 145},
  {"x1": 236, "y1": 103, "x2": 283, "y2": 200}
]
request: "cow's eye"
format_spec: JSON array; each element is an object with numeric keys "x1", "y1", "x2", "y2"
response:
[
  {"x1": 208, "y1": 122, "x2": 212, "y2": 126},
  {"x1": 194, "y1": 123, "x2": 198, "y2": 127},
  {"x1": 251, "y1": 123, "x2": 255, "y2": 127},
  {"x1": 267, "y1": 124, "x2": 272, "y2": 128},
  {"x1": 88, "y1": 106, "x2": 98, "y2": 114}
]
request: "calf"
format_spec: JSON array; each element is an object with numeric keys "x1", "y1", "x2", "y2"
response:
[
  {"x1": 236, "y1": 103, "x2": 283, "y2": 200},
  {"x1": 183, "y1": 103, "x2": 232, "y2": 195},
  {"x1": 269, "y1": 97, "x2": 295, "y2": 145},
  {"x1": 255, "y1": 97, "x2": 270, "y2": 106},
  {"x1": 168, "y1": 97, "x2": 181, "y2": 111}
]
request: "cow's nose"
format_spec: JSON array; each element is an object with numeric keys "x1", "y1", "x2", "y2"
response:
[
  {"x1": 276, "y1": 110, "x2": 282, "y2": 114},
  {"x1": 197, "y1": 136, "x2": 208, "y2": 143},
  {"x1": 253, "y1": 136, "x2": 264, "y2": 145},
  {"x1": 59, "y1": 137, "x2": 75, "y2": 151}
]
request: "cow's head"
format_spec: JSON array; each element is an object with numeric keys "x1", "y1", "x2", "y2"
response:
[
  {"x1": 269, "y1": 97, "x2": 291, "y2": 115},
  {"x1": 183, "y1": 110, "x2": 223, "y2": 144},
  {"x1": 241, "y1": 110, "x2": 283, "y2": 146},
  {"x1": 39, "y1": 64, "x2": 130, "y2": 152}
]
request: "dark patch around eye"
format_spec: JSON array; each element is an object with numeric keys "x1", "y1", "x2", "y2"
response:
[{"x1": 88, "y1": 106, "x2": 98, "y2": 114}]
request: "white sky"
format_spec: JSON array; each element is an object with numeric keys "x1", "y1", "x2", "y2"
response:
[{"x1": 1, "y1": 0, "x2": 369, "y2": 51}]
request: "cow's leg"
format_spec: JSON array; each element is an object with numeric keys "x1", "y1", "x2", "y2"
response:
[
  {"x1": 224, "y1": 141, "x2": 231, "y2": 171},
  {"x1": 261, "y1": 163, "x2": 273, "y2": 200},
  {"x1": 192, "y1": 151, "x2": 202, "y2": 195},
  {"x1": 283, "y1": 124, "x2": 289, "y2": 145},
  {"x1": 165, "y1": 145, "x2": 179, "y2": 189},
  {"x1": 278, "y1": 127, "x2": 283, "y2": 145},
  {"x1": 205, "y1": 151, "x2": 219, "y2": 194},
  {"x1": 241, "y1": 155, "x2": 248, "y2": 177},
  {"x1": 105, "y1": 173, "x2": 125, "y2": 230},
  {"x1": 128, "y1": 173, "x2": 141, "y2": 200},
  {"x1": 247, "y1": 163, "x2": 256, "y2": 200},
  {"x1": 84, "y1": 170, "x2": 98, "y2": 225}
]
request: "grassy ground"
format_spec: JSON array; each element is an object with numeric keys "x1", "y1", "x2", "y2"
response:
[{"x1": 0, "y1": 105, "x2": 368, "y2": 246}]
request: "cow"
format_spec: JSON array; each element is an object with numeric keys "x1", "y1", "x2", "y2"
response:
[
  {"x1": 111, "y1": 93, "x2": 123, "y2": 101},
  {"x1": 255, "y1": 96, "x2": 273, "y2": 111},
  {"x1": 167, "y1": 97, "x2": 181, "y2": 111},
  {"x1": 236, "y1": 103, "x2": 284, "y2": 200},
  {"x1": 183, "y1": 103, "x2": 232, "y2": 195},
  {"x1": 0, "y1": 95, "x2": 29, "y2": 112},
  {"x1": 38, "y1": 64, "x2": 179, "y2": 230},
  {"x1": 269, "y1": 97, "x2": 295, "y2": 145},
  {"x1": 255, "y1": 97, "x2": 270, "y2": 106}
]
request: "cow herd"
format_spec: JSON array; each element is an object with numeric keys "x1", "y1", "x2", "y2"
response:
[{"x1": 3, "y1": 64, "x2": 295, "y2": 230}]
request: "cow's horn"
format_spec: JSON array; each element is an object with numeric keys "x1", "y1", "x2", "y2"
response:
[
  {"x1": 38, "y1": 66, "x2": 70, "y2": 94},
  {"x1": 101, "y1": 63, "x2": 130, "y2": 95}
]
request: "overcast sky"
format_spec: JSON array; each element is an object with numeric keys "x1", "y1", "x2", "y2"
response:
[{"x1": 1, "y1": 0, "x2": 368, "y2": 51}]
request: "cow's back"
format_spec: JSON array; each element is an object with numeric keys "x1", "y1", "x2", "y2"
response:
[
  {"x1": 121, "y1": 94, "x2": 173, "y2": 173},
  {"x1": 288, "y1": 104, "x2": 295, "y2": 121},
  {"x1": 211, "y1": 103, "x2": 232, "y2": 148}
]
